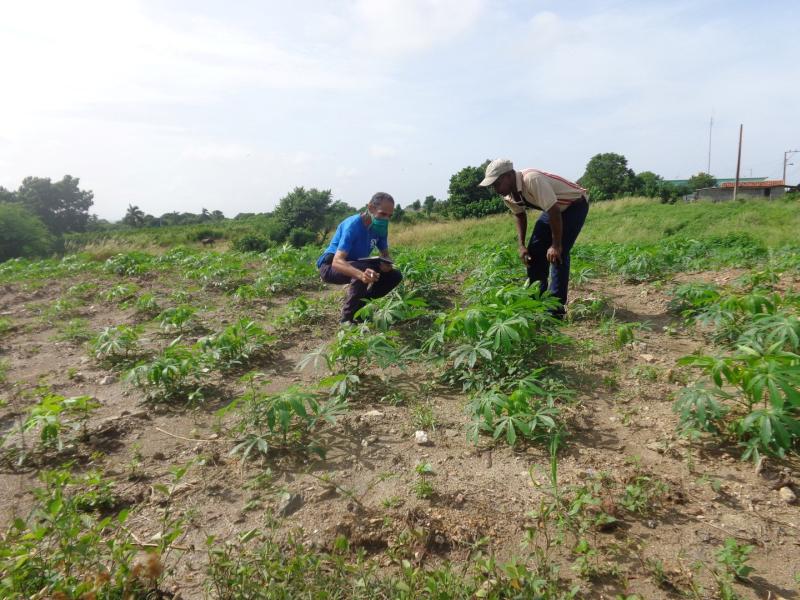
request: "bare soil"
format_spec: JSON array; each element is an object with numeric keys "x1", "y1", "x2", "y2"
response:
[{"x1": 1, "y1": 269, "x2": 798, "y2": 599}]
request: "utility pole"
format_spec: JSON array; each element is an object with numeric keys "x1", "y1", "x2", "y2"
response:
[
  {"x1": 707, "y1": 116, "x2": 713, "y2": 174},
  {"x1": 733, "y1": 124, "x2": 743, "y2": 202},
  {"x1": 784, "y1": 149, "x2": 799, "y2": 185}
]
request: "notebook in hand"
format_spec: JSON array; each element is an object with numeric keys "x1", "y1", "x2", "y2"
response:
[{"x1": 352, "y1": 256, "x2": 394, "y2": 266}]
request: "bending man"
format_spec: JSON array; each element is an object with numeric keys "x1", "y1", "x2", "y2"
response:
[
  {"x1": 316, "y1": 192, "x2": 402, "y2": 323},
  {"x1": 479, "y1": 159, "x2": 589, "y2": 318}
]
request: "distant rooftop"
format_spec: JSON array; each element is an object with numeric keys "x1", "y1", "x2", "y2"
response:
[
  {"x1": 664, "y1": 177, "x2": 767, "y2": 187},
  {"x1": 720, "y1": 180, "x2": 785, "y2": 188}
]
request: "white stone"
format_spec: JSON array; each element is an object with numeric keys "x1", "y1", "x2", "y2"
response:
[
  {"x1": 779, "y1": 486, "x2": 797, "y2": 505},
  {"x1": 414, "y1": 430, "x2": 429, "y2": 445}
]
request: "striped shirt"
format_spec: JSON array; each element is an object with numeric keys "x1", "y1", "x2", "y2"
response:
[{"x1": 503, "y1": 169, "x2": 588, "y2": 214}]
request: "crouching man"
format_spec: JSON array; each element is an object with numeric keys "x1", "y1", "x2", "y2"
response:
[{"x1": 316, "y1": 192, "x2": 403, "y2": 323}]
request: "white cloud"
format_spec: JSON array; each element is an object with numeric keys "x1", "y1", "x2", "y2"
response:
[
  {"x1": 182, "y1": 143, "x2": 253, "y2": 161},
  {"x1": 351, "y1": 0, "x2": 486, "y2": 56},
  {"x1": 369, "y1": 145, "x2": 398, "y2": 159}
]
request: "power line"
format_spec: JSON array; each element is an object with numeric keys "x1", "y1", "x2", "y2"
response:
[{"x1": 784, "y1": 149, "x2": 799, "y2": 185}]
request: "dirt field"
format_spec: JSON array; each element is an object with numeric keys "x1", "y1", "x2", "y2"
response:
[{"x1": 1, "y1": 265, "x2": 798, "y2": 599}]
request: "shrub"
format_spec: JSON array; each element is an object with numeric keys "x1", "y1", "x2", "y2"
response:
[
  {"x1": 187, "y1": 228, "x2": 223, "y2": 242},
  {"x1": 0, "y1": 203, "x2": 53, "y2": 261},
  {"x1": 287, "y1": 227, "x2": 317, "y2": 248},
  {"x1": 232, "y1": 234, "x2": 272, "y2": 253}
]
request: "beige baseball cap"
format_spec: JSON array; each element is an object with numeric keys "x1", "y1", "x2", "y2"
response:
[{"x1": 478, "y1": 158, "x2": 514, "y2": 186}]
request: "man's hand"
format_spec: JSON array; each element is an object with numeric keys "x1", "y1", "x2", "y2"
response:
[
  {"x1": 518, "y1": 245, "x2": 531, "y2": 265},
  {"x1": 546, "y1": 245, "x2": 562, "y2": 264},
  {"x1": 361, "y1": 269, "x2": 380, "y2": 285}
]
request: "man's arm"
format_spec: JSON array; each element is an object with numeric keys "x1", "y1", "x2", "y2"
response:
[
  {"x1": 332, "y1": 250, "x2": 379, "y2": 284},
  {"x1": 514, "y1": 211, "x2": 530, "y2": 264},
  {"x1": 546, "y1": 206, "x2": 563, "y2": 264}
]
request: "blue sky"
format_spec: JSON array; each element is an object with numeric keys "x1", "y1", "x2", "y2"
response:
[{"x1": 1, "y1": 0, "x2": 798, "y2": 220}]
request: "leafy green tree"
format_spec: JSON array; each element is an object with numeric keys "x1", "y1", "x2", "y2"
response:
[
  {"x1": 123, "y1": 204, "x2": 145, "y2": 227},
  {"x1": 327, "y1": 200, "x2": 356, "y2": 228},
  {"x1": 393, "y1": 203, "x2": 406, "y2": 222},
  {"x1": 273, "y1": 187, "x2": 334, "y2": 234},
  {"x1": 423, "y1": 195, "x2": 437, "y2": 215},
  {"x1": 578, "y1": 153, "x2": 636, "y2": 201},
  {"x1": 15, "y1": 175, "x2": 94, "y2": 235},
  {"x1": 688, "y1": 172, "x2": 717, "y2": 191},
  {"x1": 0, "y1": 203, "x2": 53, "y2": 261},
  {"x1": 0, "y1": 186, "x2": 15, "y2": 203},
  {"x1": 634, "y1": 171, "x2": 665, "y2": 198},
  {"x1": 448, "y1": 161, "x2": 504, "y2": 219},
  {"x1": 410, "y1": 199, "x2": 422, "y2": 211}
]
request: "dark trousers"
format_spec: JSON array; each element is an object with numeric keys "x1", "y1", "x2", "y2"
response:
[
  {"x1": 319, "y1": 260, "x2": 403, "y2": 322},
  {"x1": 526, "y1": 199, "x2": 589, "y2": 316}
]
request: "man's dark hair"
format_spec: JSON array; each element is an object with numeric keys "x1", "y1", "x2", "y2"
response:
[{"x1": 369, "y1": 192, "x2": 395, "y2": 206}]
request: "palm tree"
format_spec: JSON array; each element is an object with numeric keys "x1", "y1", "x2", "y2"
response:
[{"x1": 123, "y1": 204, "x2": 145, "y2": 227}]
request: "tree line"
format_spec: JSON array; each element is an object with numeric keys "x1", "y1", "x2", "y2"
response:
[{"x1": 1, "y1": 154, "x2": 720, "y2": 261}]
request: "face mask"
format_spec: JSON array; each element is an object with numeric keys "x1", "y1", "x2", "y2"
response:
[{"x1": 369, "y1": 214, "x2": 389, "y2": 236}]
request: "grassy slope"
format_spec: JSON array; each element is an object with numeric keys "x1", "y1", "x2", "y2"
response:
[{"x1": 392, "y1": 196, "x2": 800, "y2": 250}]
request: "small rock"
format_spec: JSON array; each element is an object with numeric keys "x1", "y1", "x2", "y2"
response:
[
  {"x1": 640, "y1": 353, "x2": 656, "y2": 363},
  {"x1": 70, "y1": 371, "x2": 85, "y2": 382},
  {"x1": 277, "y1": 492, "x2": 303, "y2": 517},
  {"x1": 361, "y1": 434, "x2": 378, "y2": 447},
  {"x1": 645, "y1": 520, "x2": 657, "y2": 529},
  {"x1": 152, "y1": 452, "x2": 166, "y2": 461},
  {"x1": 454, "y1": 493, "x2": 465, "y2": 506},
  {"x1": 99, "y1": 375, "x2": 117, "y2": 385},
  {"x1": 414, "y1": 430, "x2": 429, "y2": 445},
  {"x1": 779, "y1": 486, "x2": 797, "y2": 505}
]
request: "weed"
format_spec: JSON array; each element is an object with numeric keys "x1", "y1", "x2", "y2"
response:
[
  {"x1": 620, "y1": 475, "x2": 668, "y2": 516},
  {"x1": 630, "y1": 365, "x2": 659, "y2": 382},
  {"x1": 55, "y1": 318, "x2": 92, "y2": 342},
  {"x1": 715, "y1": 538, "x2": 754, "y2": 581},
  {"x1": 0, "y1": 468, "x2": 154, "y2": 598},
  {"x1": 382, "y1": 495, "x2": 403, "y2": 508},
  {"x1": 613, "y1": 321, "x2": 649, "y2": 348},
  {"x1": 412, "y1": 462, "x2": 435, "y2": 499},
  {"x1": 0, "y1": 317, "x2": 12, "y2": 337},
  {"x1": 411, "y1": 401, "x2": 437, "y2": 431}
]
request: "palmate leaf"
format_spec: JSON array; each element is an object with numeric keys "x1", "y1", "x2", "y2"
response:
[
  {"x1": 450, "y1": 341, "x2": 493, "y2": 369},
  {"x1": 230, "y1": 434, "x2": 269, "y2": 461},
  {"x1": 487, "y1": 316, "x2": 526, "y2": 351},
  {"x1": 673, "y1": 385, "x2": 729, "y2": 436}
]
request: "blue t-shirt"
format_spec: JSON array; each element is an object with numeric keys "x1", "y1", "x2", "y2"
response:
[{"x1": 317, "y1": 214, "x2": 388, "y2": 267}]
